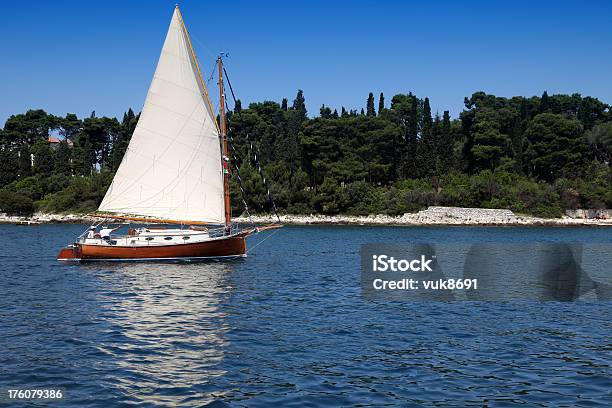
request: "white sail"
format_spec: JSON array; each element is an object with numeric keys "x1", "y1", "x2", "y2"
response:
[{"x1": 98, "y1": 8, "x2": 224, "y2": 224}]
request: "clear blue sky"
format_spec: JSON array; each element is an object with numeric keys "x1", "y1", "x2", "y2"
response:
[{"x1": 1, "y1": 0, "x2": 611, "y2": 125}]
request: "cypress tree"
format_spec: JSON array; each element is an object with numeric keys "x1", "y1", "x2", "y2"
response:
[
  {"x1": 320, "y1": 104, "x2": 332, "y2": 118},
  {"x1": 378, "y1": 92, "x2": 385, "y2": 116},
  {"x1": 408, "y1": 93, "x2": 418, "y2": 141},
  {"x1": 440, "y1": 111, "x2": 454, "y2": 171},
  {"x1": 282, "y1": 91, "x2": 306, "y2": 175},
  {"x1": 360, "y1": 108, "x2": 365, "y2": 116},
  {"x1": 366, "y1": 92, "x2": 376, "y2": 116},
  {"x1": 540, "y1": 91, "x2": 550, "y2": 113},
  {"x1": 292, "y1": 90, "x2": 307, "y2": 118},
  {"x1": 281, "y1": 98, "x2": 288, "y2": 111},
  {"x1": 403, "y1": 94, "x2": 419, "y2": 177},
  {"x1": 423, "y1": 97, "x2": 433, "y2": 132},
  {"x1": 442, "y1": 110, "x2": 451, "y2": 132}
]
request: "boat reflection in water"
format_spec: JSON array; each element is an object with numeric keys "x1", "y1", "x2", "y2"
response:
[{"x1": 82, "y1": 261, "x2": 237, "y2": 406}]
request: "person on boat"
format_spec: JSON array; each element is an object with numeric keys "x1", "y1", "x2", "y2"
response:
[
  {"x1": 86, "y1": 226, "x2": 96, "y2": 239},
  {"x1": 99, "y1": 225, "x2": 121, "y2": 242}
]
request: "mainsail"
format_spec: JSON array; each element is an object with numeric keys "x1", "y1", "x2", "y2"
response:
[{"x1": 98, "y1": 7, "x2": 224, "y2": 224}]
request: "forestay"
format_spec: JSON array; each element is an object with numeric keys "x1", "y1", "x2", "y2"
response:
[{"x1": 98, "y1": 8, "x2": 224, "y2": 224}]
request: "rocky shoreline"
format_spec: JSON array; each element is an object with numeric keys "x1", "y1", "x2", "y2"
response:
[
  {"x1": 2, "y1": 206, "x2": 611, "y2": 226},
  {"x1": 235, "y1": 206, "x2": 612, "y2": 226}
]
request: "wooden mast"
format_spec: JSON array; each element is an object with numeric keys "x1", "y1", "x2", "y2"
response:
[{"x1": 218, "y1": 56, "x2": 231, "y2": 229}]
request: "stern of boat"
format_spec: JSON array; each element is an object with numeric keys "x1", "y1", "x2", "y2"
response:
[{"x1": 57, "y1": 244, "x2": 81, "y2": 262}]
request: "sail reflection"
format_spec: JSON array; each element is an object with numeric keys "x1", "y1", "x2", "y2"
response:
[{"x1": 83, "y1": 262, "x2": 236, "y2": 406}]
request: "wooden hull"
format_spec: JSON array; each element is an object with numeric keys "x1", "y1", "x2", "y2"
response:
[{"x1": 58, "y1": 234, "x2": 247, "y2": 262}]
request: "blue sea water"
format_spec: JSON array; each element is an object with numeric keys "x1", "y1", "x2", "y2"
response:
[{"x1": 0, "y1": 224, "x2": 611, "y2": 407}]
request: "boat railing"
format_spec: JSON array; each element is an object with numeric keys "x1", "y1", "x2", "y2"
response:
[
  {"x1": 74, "y1": 222, "x2": 247, "y2": 245},
  {"x1": 207, "y1": 222, "x2": 246, "y2": 238}
]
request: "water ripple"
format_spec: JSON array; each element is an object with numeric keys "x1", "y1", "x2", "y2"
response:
[{"x1": 0, "y1": 224, "x2": 610, "y2": 406}]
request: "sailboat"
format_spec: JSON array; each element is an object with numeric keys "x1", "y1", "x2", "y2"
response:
[{"x1": 57, "y1": 5, "x2": 279, "y2": 262}]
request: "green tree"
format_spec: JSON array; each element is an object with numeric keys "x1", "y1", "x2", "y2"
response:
[
  {"x1": 0, "y1": 189, "x2": 35, "y2": 215},
  {"x1": 366, "y1": 92, "x2": 376, "y2": 116},
  {"x1": 320, "y1": 104, "x2": 333, "y2": 118},
  {"x1": 539, "y1": 91, "x2": 550, "y2": 113},
  {"x1": 292, "y1": 90, "x2": 306, "y2": 117},
  {"x1": 422, "y1": 97, "x2": 433, "y2": 132},
  {"x1": 378, "y1": 92, "x2": 385, "y2": 116},
  {"x1": 32, "y1": 139, "x2": 54, "y2": 175},
  {"x1": 524, "y1": 113, "x2": 587, "y2": 181},
  {"x1": 585, "y1": 122, "x2": 612, "y2": 164},
  {"x1": 234, "y1": 99, "x2": 242, "y2": 113},
  {"x1": 54, "y1": 140, "x2": 72, "y2": 176},
  {"x1": 111, "y1": 109, "x2": 138, "y2": 171},
  {"x1": 59, "y1": 113, "x2": 82, "y2": 142},
  {"x1": 18, "y1": 146, "x2": 32, "y2": 178},
  {"x1": 2, "y1": 109, "x2": 55, "y2": 146},
  {"x1": 72, "y1": 135, "x2": 94, "y2": 176},
  {"x1": 0, "y1": 148, "x2": 18, "y2": 187}
]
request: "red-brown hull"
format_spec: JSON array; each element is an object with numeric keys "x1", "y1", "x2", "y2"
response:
[{"x1": 58, "y1": 234, "x2": 247, "y2": 261}]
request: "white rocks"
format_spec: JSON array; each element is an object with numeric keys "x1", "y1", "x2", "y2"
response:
[
  {"x1": 565, "y1": 209, "x2": 612, "y2": 219},
  {"x1": 0, "y1": 212, "x2": 97, "y2": 224},
  {"x1": 1, "y1": 207, "x2": 611, "y2": 226},
  {"x1": 235, "y1": 206, "x2": 612, "y2": 226}
]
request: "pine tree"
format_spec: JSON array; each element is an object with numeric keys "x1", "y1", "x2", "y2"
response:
[
  {"x1": 32, "y1": 139, "x2": 54, "y2": 175},
  {"x1": 54, "y1": 140, "x2": 72, "y2": 176},
  {"x1": 378, "y1": 92, "x2": 385, "y2": 116},
  {"x1": 366, "y1": 92, "x2": 376, "y2": 116},
  {"x1": 18, "y1": 146, "x2": 32, "y2": 178},
  {"x1": 72, "y1": 135, "x2": 94, "y2": 176},
  {"x1": 0, "y1": 148, "x2": 18, "y2": 187},
  {"x1": 59, "y1": 113, "x2": 82, "y2": 143}
]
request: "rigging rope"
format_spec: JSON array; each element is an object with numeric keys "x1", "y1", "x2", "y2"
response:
[
  {"x1": 226, "y1": 130, "x2": 254, "y2": 226},
  {"x1": 222, "y1": 68, "x2": 281, "y2": 223},
  {"x1": 246, "y1": 226, "x2": 282, "y2": 254}
]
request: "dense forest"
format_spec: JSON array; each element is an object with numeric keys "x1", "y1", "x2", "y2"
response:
[{"x1": 0, "y1": 90, "x2": 611, "y2": 218}]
